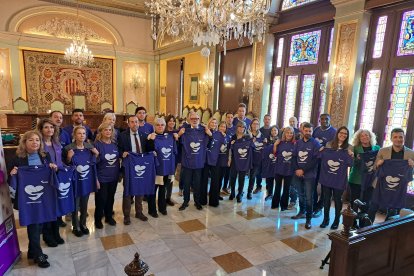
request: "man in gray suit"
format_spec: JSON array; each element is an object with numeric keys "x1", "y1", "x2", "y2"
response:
[{"x1": 368, "y1": 128, "x2": 414, "y2": 222}]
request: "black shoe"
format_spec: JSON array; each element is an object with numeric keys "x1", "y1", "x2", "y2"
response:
[
  {"x1": 166, "y1": 199, "x2": 175, "y2": 206},
  {"x1": 160, "y1": 210, "x2": 168, "y2": 215},
  {"x1": 219, "y1": 196, "x2": 224, "y2": 200},
  {"x1": 72, "y1": 229, "x2": 83, "y2": 237},
  {"x1": 331, "y1": 219, "x2": 340, "y2": 230},
  {"x1": 105, "y1": 218, "x2": 117, "y2": 226},
  {"x1": 44, "y1": 238, "x2": 58, "y2": 248},
  {"x1": 247, "y1": 193, "x2": 252, "y2": 200},
  {"x1": 312, "y1": 209, "x2": 322, "y2": 218},
  {"x1": 149, "y1": 212, "x2": 159, "y2": 218},
  {"x1": 271, "y1": 206, "x2": 278, "y2": 209},
  {"x1": 57, "y1": 219, "x2": 67, "y2": 228},
  {"x1": 80, "y1": 226, "x2": 90, "y2": 235},
  {"x1": 195, "y1": 204, "x2": 203, "y2": 210},
  {"x1": 305, "y1": 220, "x2": 312, "y2": 230},
  {"x1": 265, "y1": 195, "x2": 273, "y2": 201},
  {"x1": 280, "y1": 208, "x2": 287, "y2": 211},
  {"x1": 291, "y1": 213, "x2": 306, "y2": 220},
  {"x1": 236, "y1": 195, "x2": 242, "y2": 203},
  {"x1": 34, "y1": 254, "x2": 50, "y2": 268},
  {"x1": 320, "y1": 219, "x2": 329, "y2": 228},
  {"x1": 123, "y1": 218, "x2": 131, "y2": 225},
  {"x1": 179, "y1": 203, "x2": 189, "y2": 211},
  {"x1": 95, "y1": 220, "x2": 103, "y2": 229},
  {"x1": 135, "y1": 213, "x2": 148, "y2": 221},
  {"x1": 28, "y1": 252, "x2": 48, "y2": 260},
  {"x1": 55, "y1": 236, "x2": 65, "y2": 245},
  {"x1": 229, "y1": 194, "x2": 235, "y2": 200}
]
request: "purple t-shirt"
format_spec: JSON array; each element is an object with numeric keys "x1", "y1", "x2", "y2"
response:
[
  {"x1": 10, "y1": 165, "x2": 57, "y2": 226},
  {"x1": 138, "y1": 123, "x2": 154, "y2": 137},
  {"x1": 312, "y1": 126, "x2": 336, "y2": 147},
  {"x1": 275, "y1": 141, "x2": 295, "y2": 176},
  {"x1": 359, "y1": 150, "x2": 379, "y2": 191},
  {"x1": 318, "y1": 148, "x2": 353, "y2": 190},
  {"x1": 154, "y1": 133, "x2": 177, "y2": 176},
  {"x1": 231, "y1": 138, "x2": 253, "y2": 172},
  {"x1": 252, "y1": 135, "x2": 265, "y2": 166},
  {"x1": 207, "y1": 131, "x2": 226, "y2": 166},
  {"x1": 71, "y1": 149, "x2": 98, "y2": 197},
  {"x1": 122, "y1": 152, "x2": 156, "y2": 196},
  {"x1": 94, "y1": 141, "x2": 120, "y2": 183},
  {"x1": 217, "y1": 135, "x2": 230, "y2": 167},
  {"x1": 56, "y1": 166, "x2": 76, "y2": 216},
  {"x1": 294, "y1": 138, "x2": 321, "y2": 179},
  {"x1": 372, "y1": 159, "x2": 413, "y2": 209},
  {"x1": 261, "y1": 144, "x2": 277, "y2": 178},
  {"x1": 180, "y1": 128, "x2": 208, "y2": 169}
]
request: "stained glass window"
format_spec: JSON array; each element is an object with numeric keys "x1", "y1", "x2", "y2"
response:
[
  {"x1": 270, "y1": 76, "x2": 281, "y2": 125},
  {"x1": 397, "y1": 10, "x2": 414, "y2": 56},
  {"x1": 319, "y1": 74, "x2": 328, "y2": 119},
  {"x1": 289, "y1": 30, "x2": 321, "y2": 66},
  {"x1": 383, "y1": 69, "x2": 414, "y2": 146},
  {"x1": 276, "y1": 38, "x2": 284, "y2": 68},
  {"x1": 281, "y1": 0, "x2": 318, "y2": 11},
  {"x1": 360, "y1": 70, "x2": 382, "y2": 131},
  {"x1": 373, "y1": 16, "x2": 388, "y2": 58},
  {"x1": 299, "y1": 75, "x2": 315, "y2": 124},
  {"x1": 328, "y1": 28, "x2": 334, "y2": 62},
  {"x1": 283, "y1": 75, "x2": 298, "y2": 127}
]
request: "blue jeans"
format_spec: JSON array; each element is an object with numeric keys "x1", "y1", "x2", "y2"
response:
[{"x1": 295, "y1": 176, "x2": 315, "y2": 219}]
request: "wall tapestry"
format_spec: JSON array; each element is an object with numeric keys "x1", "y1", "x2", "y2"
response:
[{"x1": 22, "y1": 50, "x2": 113, "y2": 113}]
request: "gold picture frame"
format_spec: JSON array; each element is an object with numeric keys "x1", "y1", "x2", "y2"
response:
[{"x1": 189, "y1": 74, "x2": 199, "y2": 104}]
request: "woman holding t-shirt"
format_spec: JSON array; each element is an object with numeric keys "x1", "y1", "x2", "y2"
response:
[{"x1": 94, "y1": 122, "x2": 120, "y2": 229}]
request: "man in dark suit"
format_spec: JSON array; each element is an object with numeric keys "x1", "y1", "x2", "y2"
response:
[{"x1": 118, "y1": 115, "x2": 154, "y2": 225}]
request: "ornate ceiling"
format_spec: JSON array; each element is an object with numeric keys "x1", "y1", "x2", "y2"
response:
[{"x1": 78, "y1": 0, "x2": 147, "y2": 14}]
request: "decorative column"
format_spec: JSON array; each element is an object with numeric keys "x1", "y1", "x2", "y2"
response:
[{"x1": 328, "y1": 0, "x2": 371, "y2": 129}]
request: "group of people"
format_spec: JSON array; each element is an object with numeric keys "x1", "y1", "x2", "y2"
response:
[{"x1": 8, "y1": 103, "x2": 414, "y2": 269}]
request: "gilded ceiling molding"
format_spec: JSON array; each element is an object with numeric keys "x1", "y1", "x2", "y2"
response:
[{"x1": 7, "y1": 5, "x2": 124, "y2": 46}]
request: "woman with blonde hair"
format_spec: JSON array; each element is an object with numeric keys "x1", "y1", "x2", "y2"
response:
[
  {"x1": 94, "y1": 122, "x2": 120, "y2": 228},
  {"x1": 348, "y1": 129, "x2": 380, "y2": 212},
  {"x1": 9, "y1": 130, "x2": 57, "y2": 268}
]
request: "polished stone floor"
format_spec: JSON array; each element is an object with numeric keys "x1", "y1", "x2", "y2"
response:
[{"x1": 9, "y1": 181, "x2": 378, "y2": 276}]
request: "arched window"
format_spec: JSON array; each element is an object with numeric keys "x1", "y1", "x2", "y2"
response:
[
  {"x1": 281, "y1": 0, "x2": 320, "y2": 11},
  {"x1": 356, "y1": 1, "x2": 414, "y2": 147},
  {"x1": 269, "y1": 24, "x2": 333, "y2": 128}
]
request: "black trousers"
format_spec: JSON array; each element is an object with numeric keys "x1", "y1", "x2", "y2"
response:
[
  {"x1": 208, "y1": 166, "x2": 220, "y2": 207},
  {"x1": 94, "y1": 180, "x2": 118, "y2": 222},
  {"x1": 248, "y1": 164, "x2": 262, "y2": 193},
  {"x1": 182, "y1": 167, "x2": 202, "y2": 205},
  {"x1": 27, "y1": 223, "x2": 43, "y2": 258},
  {"x1": 72, "y1": 195, "x2": 89, "y2": 231},
  {"x1": 43, "y1": 220, "x2": 61, "y2": 242},
  {"x1": 313, "y1": 161, "x2": 324, "y2": 211},
  {"x1": 220, "y1": 166, "x2": 230, "y2": 190},
  {"x1": 322, "y1": 185, "x2": 343, "y2": 222},
  {"x1": 166, "y1": 176, "x2": 173, "y2": 201},
  {"x1": 148, "y1": 176, "x2": 168, "y2": 214},
  {"x1": 229, "y1": 163, "x2": 247, "y2": 196},
  {"x1": 266, "y1": 177, "x2": 274, "y2": 196},
  {"x1": 272, "y1": 175, "x2": 292, "y2": 209}
]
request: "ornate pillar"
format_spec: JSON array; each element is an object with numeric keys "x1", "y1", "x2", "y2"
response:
[{"x1": 328, "y1": 0, "x2": 371, "y2": 130}]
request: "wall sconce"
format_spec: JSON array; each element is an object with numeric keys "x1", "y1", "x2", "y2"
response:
[
  {"x1": 242, "y1": 72, "x2": 254, "y2": 97},
  {"x1": 199, "y1": 72, "x2": 213, "y2": 107},
  {"x1": 130, "y1": 71, "x2": 145, "y2": 91}
]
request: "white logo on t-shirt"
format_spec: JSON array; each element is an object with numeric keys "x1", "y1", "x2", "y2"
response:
[
  {"x1": 135, "y1": 165, "x2": 146, "y2": 176},
  {"x1": 58, "y1": 182, "x2": 71, "y2": 196},
  {"x1": 385, "y1": 176, "x2": 400, "y2": 189},
  {"x1": 25, "y1": 185, "x2": 44, "y2": 201},
  {"x1": 105, "y1": 154, "x2": 117, "y2": 165},
  {"x1": 298, "y1": 151, "x2": 308, "y2": 162},
  {"x1": 161, "y1": 147, "x2": 172, "y2": 158},
  {"x1": 190, "y1": 142, "x2": 201, "y2": 153},
  {"x1": 238, "y1": 148, "x2": 248, "y2": 158},
  {"x1": 76, "y1": 165, "x2": 90, "y2": 178},
  {"x1": 327, "y1": 160, "x2": 340, "y2": 172}
]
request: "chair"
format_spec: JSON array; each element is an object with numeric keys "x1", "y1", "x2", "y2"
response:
[
  {"x1": 73, "y1": 95, "x2": 86, "y2": 110},
  {"x1": 13, "y1": 97, "x2": 29, "y2": 113},
  {"x1": 196, "y1": 107, "x2": 203, "y2": 119},
  {"x1": 246, "y1": 111, "x2": 256, "y2": 120},
  {"x1": 221, "y1": 112, "x2": 227, "y2": 122},
  {"x1": 182, "y1": 106, "x2": 190, "y2": 119},
  {"x1": 126, "y1": 101, "x2": 138, "y2": 115},
  {"x1": 212, "y1": 110, "x2": 222, "y2": 122},
  {"x1": 51, "y1": 100, "x2": 64, "y2": 113},
  {"x1": 201, "y1": 108, "x2": 212, "y2": 125},
  {"x1": 101, "y1": 101, "x2": 113, "y2": 112}
]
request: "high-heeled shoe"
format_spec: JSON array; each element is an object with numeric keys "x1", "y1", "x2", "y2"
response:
[{"x1": 320, "y1": 218, "x2": 329, "y2": 228}]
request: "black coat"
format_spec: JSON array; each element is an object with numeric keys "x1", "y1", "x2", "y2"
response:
[{"x1": 117, "y1": 128, "x2": 154, "y2": 154}]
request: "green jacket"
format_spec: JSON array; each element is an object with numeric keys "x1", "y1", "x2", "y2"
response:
[{"x1": 348, "y1": 144, "x2": 380, "y2": 185}]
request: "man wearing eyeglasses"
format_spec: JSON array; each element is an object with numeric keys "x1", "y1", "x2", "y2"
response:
[{"x1": 177, "y1": 111, "x2": 212, "y2": 211}]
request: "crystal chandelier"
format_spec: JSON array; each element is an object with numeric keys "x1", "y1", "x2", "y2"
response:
[
  {"x1": 64, "y1": 2, "x2": 94, "y2": 67},
  {"x1": 146, "y1": 0, "x2": 270, "y2": 56}
]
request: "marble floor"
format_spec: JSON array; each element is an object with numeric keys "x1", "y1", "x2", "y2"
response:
[{"x1": 8, "y1": 182, "x2": 377, "y2": 276}]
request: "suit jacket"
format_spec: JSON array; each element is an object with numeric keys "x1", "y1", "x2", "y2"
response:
[
  {"x1": 117, "y1": 128, "x2": 154, "y2": 154},
  {"x1": 375, "y1": 146, "x2": 414, "y2": 163}
]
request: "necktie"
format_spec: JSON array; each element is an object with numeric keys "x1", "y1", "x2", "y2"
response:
[{"x1": 133, "y1": 133, "x2": 141, "y2": 153}]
